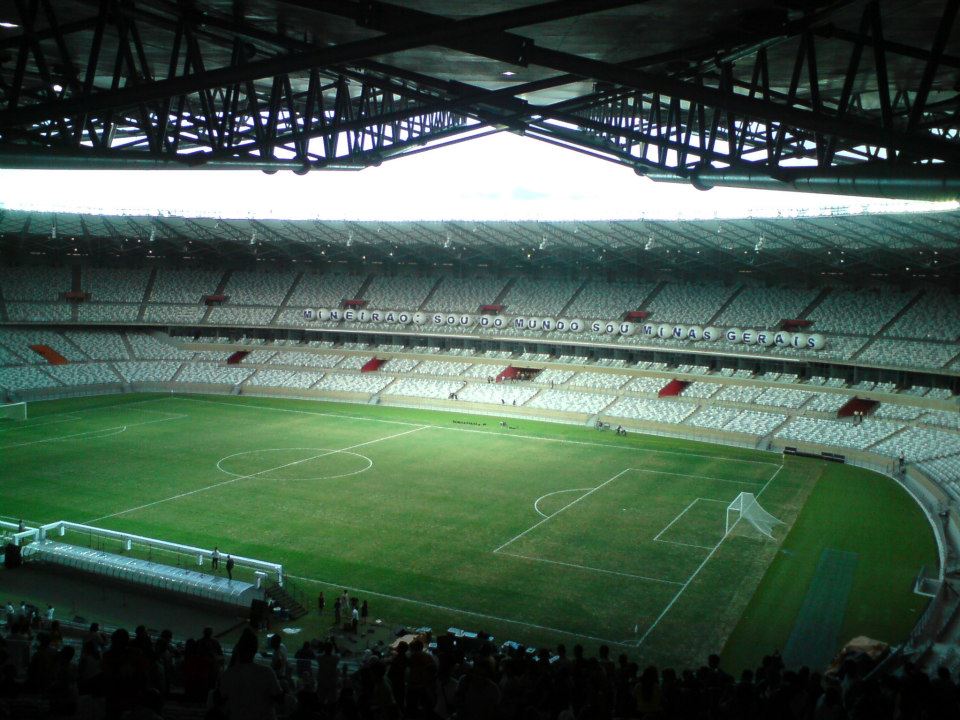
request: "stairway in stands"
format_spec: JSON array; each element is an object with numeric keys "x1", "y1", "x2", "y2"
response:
[{"x1": 265, "y1": 581, "x2": 308, "y2": 620}]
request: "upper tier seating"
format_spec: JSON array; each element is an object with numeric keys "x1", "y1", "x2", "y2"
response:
[
  {"x1": 177, "y1": 364, "x2": 253, "y2": 385},
  {"x1": 425, "y1": 277, "x2": 509, "y2": 313},
  {"x1": 287, "y1": 272, "x2": 366, "y2": 308},
  {"x1": 383, "y1": 358, "x2": 419, "y2": 373},
  {"x1": 78, "y1": 303, "x2": 140, "y2": 323},
  {"x1": 499, "y1": 278, "x2": 582, "y2": 316},
  {"x1": 64, "y1": 330, "x2": 129, "y2": 360},
  {"x1": 0, "y1": 365, "x2": 59, "y2": 390},
  {"x1": 682, "y1": 382, "x2": 721, "y2": 399},
  {"x1": 566, "y1": 372, "x2": 629, "y2": 390},
  {"x1": 920, "y1": 410, "x2": 960, "y2": 429},
  {"x1": 462, "y1": 363, "x2": 502, "y2": 379},
  {"x1": 916, "y1": 455, "x2": 960, "y2": 498},
  {"x1": 606, "y1": 396, "x2": 696, "y2": 424},
  {"x1": 115, "y1": 361, "x2": 182, "y2": 383},
  {"x1": 724, "y1": 410, "x2": 787, "y2": 435},
  {"x1": 127, "y1": 333, "x2": 195, "y2": 360},
  {"x1": 363, "y1": 275, "x2": 436, "y2": 309},
  {"x1": 457, "y1": 383, "x2": 539, "y2": 405},
  {"x1": 857, "y1": 339, "x2": 957, "y2": 369},
  {"x1": 715, "y1": 285, "x2": 820, "y2": 328},
  {"x1": 886, "y1": 288, "x2": 960, "y2": 340},
  {"x1": 0, "y1": 266, "x2": 70, "y2": 301},
  {"x1": 222, "y1": 271, "x2": 296, "y2": 306},
  {"x1": 644, "y1": 282, "x2": 736, "y2": 324},
  {"x1": 240, "y1": 349, "x2": 277, "y2": 363},
  {"x1": 686, "y1": 405, "x2": 741, "y2": 430},
  {"x1": 46, "y1": 363, "x2": 120, "y2": 385},
  {"x1": 527, "y1": 389, "x2": 613, "y2": 414},
  {"x1": 409, "y1": 360, "x2": 471, "y2": 376},
  {"x1": 248, "y1": 369, "x2": 324, "y2": 389},
  {"x1": 83, "y1": 268, "x2": 150, "y2": 302},
  {"x1": 624, "y1": 376, "x2": 669, "y2": 394},
  {"x1": 6, "y1": 303, "x2": 71, "y2": 322},
  {"x1": 314, "y1": 373, "x2": 394, "y2": 394},
  {"x1": 873, "y1": 403, "x2": 924, "y2": 421},
  {"x1": 874, "y1": 427, "x2": 960, "y2": 461},
  {"x1": 565, "y1": 280, "x2": 656, "y2": 319},
  {"x1": 149, "y1": 269, "x2": 223, "y2": 303},
  {"x1": 804, "y1": 393, "x2": 849, "y2": 413},
  {"x1": 338, "y1": 356, "x2": 369, "y2": 370},
  {"x1": 806, "y1": 287, "x2": 916, "y2": 334},
  {"x1": 265, "y1": 352, "x2": 343, "y2": 368},
  {"x1": 143, "y1": 304, "x2": 205, "y2": 324},
  {"x1": 206, "y1": 307, "x2": 276, "y2": 325},
  {"x1": 752, "y1": 387, "x2": 815, "y2": 409},
  {"x1": 386, "y1": 378, "x2": 465, "y2": 399},
  {"x1": 535, "y1": 368, "x2": 575, "y2": 385},
  {"x1": 0, "y1": 345, "x2": 24, "y2": 365},
  {"x1": 776, "y1": 417, "x2": 900, "y2": 451},
  {"x1": 0, "y1": 328, "x2": 85, "y2": 360}
]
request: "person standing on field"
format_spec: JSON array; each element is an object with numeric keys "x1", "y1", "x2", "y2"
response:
[
  {"x1": 333, "y1": 597, "x2": 341, "y2": 627},
  {"x1": 317, "y1": 592, "x2": 325, "y2": 616},
  {"x1": 211, "y1": 547, "x2": 220, "y2": 571},
  {"x1": 226, "y1": 555, "x2": 235, "y2": 581}
]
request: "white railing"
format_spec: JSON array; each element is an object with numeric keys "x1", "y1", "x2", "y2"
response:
[{"x1": 33, "y1": 520, "x2": 284, "y2": 585}]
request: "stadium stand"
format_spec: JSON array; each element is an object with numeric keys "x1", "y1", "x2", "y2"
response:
[
  {"x1": 82, "y1": 268, "x2": 151, "y2": 303},
  {"x1": 63, "y1": 330, "x2": 129, "y2": 360},
  {"x1": 806, "y1": 286, "x2": 916, "y2": 334},
  {"x1": 176, "y1": 364, "x2": 253, "y2": 385},
  {"x1": 148, "y1": 269, "x2": 223, "y2": 303},
  {"x1": 644, "y1": 281, "x2": 736, "y2": 324},
  {"x1": 424, "y1": 276, "x2": 508, "y2": 313},
  {"x1": 385, "y1": 377, "x2": 465, "y2": 399},
  {"x1": 457, "y1": 382, "x2": 539, "y2": 405},
  {"x1": 363, "y1": 274, "x2": 436, "y2": 309},
  {"x1": 776, "y1": 416, "x2": 901, "y2": 451},
  {"x1": 6, "y1": 302, "x2": 72, "y2": 322},
  {"x1": 114, "y1": 360, "x2": 182, "y2": 383},
  {"x1": 527, "y1": 389, "x2": 614, "y2": 414},
  {"x1": 313, "y1": 373, "x2": 394, "y2": 394},
  {"x1": 565, "y1": 280, "x2": 656, "y2": 319},
  {"x1": 566, "y1": 371, "x2": 629, "y2": 390},
  {"x1": 606, "y1": 396, "x2": 696, "y2": 424},
  {"x1": 78, "y1": 303, "x2": 141, "y2": 323},
  {"x1": 222, "y1": 270, "x2": 297, "y2": 306},
  {"x1": 247, "y1": 369, "x2": 324, "y2": 389},
  {"x1": 886, "y1": 287, "x2": 960, "y2": 340},
  {"x1": 0, "y1": 266, "x2": 70, "y2": 301},
  {"x1": 714, "y1": 284, "x2": 820, "y2": 328},
  {"x1": 499, "y1": 278, "x2": 582, "y2": 316}
]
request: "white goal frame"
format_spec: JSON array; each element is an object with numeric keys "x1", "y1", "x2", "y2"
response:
[
  {"x1": 0, "y1": 401, "x2": 27, "y2": 422},
  {"x1": 725, "y1": 491, "x2": 783, "y2": 539}
]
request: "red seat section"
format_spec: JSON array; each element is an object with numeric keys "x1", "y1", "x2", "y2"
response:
[
  {"x1": 203, "y1": 294, "x2": 228, "y2": 305},
  {"x1": 361, "y1": 357, "x2": 386, "y2": 373},
  {"x1": 226, "y1": 350, "x2": 250, "y2": 365},
  {"x1": 342, "y1": 299, "x2": 367, "y2": 309},
  {"x1": 838, "y1": 397, "x2": 878, "y2": 418},
  {"x1": 658, "y1": 379, "x2": 689, "y2": 397},
  {"x1": 29, "y1": 345, "x2": 69, "y2": 365},
  {"x1": 780, "y1": 319, "x2": 813, "y2": 331},
  {"x1": 496, "y1": 366, "x2": 520, "y2": 382}
]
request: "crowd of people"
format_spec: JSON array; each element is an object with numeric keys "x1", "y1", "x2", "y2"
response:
[{"x1": 2, "y1": 597, "x2": 960, "y2": 719}]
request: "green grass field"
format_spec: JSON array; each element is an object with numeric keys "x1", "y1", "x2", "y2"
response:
[{"x1": 0, "y1": 392, "x2": 938, "y2": 670}]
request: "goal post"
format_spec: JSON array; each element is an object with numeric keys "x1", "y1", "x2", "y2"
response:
[
  {"x1": 0, "y1": 401, "x2": 27, "y2": 422},
  {"x1": 725, "y1": 492, "x2": 783, "y2": 539}
]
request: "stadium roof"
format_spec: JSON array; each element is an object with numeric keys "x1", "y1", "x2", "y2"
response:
[
  {"x1": 2, "y1": 208, "x2": 957, "y2": 283},
  {"x1": 2, "y1": 1, "x2": 960, "y2": 200}
]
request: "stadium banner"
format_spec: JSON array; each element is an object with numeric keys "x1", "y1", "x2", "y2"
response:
[{"x1": 305, "y1": 308, "x2": 826, "y2": 349}]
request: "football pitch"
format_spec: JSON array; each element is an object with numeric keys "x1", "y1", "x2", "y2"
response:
[{"x1": 0, "y1": 393, "x2": 938, "y2": 670}]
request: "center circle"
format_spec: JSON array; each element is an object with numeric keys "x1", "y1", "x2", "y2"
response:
[{"x1": 216, "y1": 447, "x2": 373, "y2": 481}]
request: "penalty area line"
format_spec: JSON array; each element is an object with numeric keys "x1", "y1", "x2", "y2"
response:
[
  {"x1": 86, "y1": 425, "x2": 428, "y2": 523},
  {"x1": 286, "y1": 573, "x2": 636, "y2": 649},
  {"x1": 493, "y1": 468, "x2": 631, "y2": 553},
  {"x1": 497, "y1": 551, "x2": 683, "y2": 586}
]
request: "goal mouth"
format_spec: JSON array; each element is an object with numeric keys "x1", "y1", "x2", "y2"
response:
[
  {"x1": 0, "y1": 402, "x2": 27, "y2": 422},
  {"x1": 725, "y1": 491, "x2": 784, "y2": 540}
]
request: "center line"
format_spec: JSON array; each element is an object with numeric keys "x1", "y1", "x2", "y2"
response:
[{"x1": 87, "y1": 425, "x2": 428, "y2": 523}]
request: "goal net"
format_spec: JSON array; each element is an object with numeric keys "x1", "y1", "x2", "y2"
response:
[
  {"x1": 725, "y1": 492, "x2": 783, "y2": 539},
  {"x1": 0, "y1": 402, "x2": 26, "y2": 422}
]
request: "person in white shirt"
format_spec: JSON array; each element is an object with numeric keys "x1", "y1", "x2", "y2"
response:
[{"x1": 46, "y1": 605, "x2": 55, "y2": 621}]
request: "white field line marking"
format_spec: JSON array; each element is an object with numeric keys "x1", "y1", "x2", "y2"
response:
[
  {"x1": 652, "y1": 499, "x2": 699, "y2": 542},
  {"x1": 654, "y1": 539, "x2": 714, "y2": 550},
  {"x1": 533, "y1": 488, "x2": 593, "y2": 518},
  {"x1": 630, "y1": 468, "x2": 765, "y2": 486},
  {"x1": 0, "y1": 415, "x2": 182, "y2": 450},
  {"x1": 636, "y1": 463, "x2": 786, "y2": 647},
  {"x1": 0, "y1": 413, "x2": 83, "y2": 433},
  {"x1": 493, "y1": 468, "x2": 631, "y2": 553},
  {"x1": 287, "y1": 573, "x2": 637, "y2": 648},
  {"x1": 171, "y1": 395, "x2": 781, "y2": 466},
  {"x1": 497, "y1": 551, "x2": 683, "y2": 585},
  {"x1": 87, "y1": 425, "x2": 428, "y2": 523}
]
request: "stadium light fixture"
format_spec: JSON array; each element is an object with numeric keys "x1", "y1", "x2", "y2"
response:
[{"x1": 0, "y1": 22, "x2": 19, "y2": 28}]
